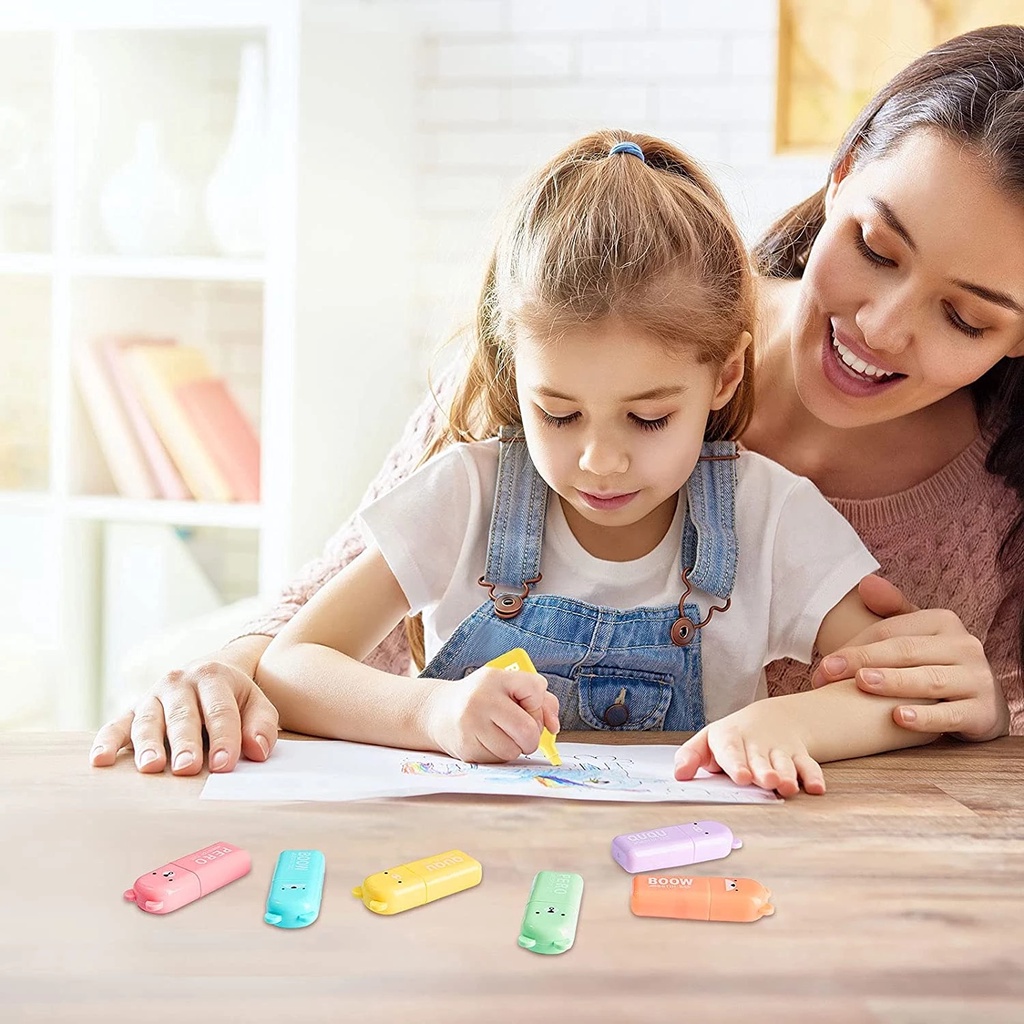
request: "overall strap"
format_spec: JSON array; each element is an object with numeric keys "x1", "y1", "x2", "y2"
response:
[
  {"x1": 481, "y1": 427, "x2": 548, "y2": 593},
  {"x1": 680, "y1": 440, "x2": 739, "y2": 601}
]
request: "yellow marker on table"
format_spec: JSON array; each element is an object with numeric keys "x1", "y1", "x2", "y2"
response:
[
  {"x1": 352, "y1": 849, "x2": 482, "y2": 915},
  {"x1": 486, "y1": 648, "x2": 561, "y2": 766}
]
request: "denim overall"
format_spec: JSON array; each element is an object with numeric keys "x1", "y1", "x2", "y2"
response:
[{"x1": 420, "y1": 430, "x2": 739, "y2": 731}]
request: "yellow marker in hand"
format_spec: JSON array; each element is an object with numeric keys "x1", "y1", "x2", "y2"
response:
[
  {"x1": 537, "y1": 728, "x2": 562, "y2": 767},
  {"x1": 485, "y1": 648, "x2": 561, "y2": 766}
]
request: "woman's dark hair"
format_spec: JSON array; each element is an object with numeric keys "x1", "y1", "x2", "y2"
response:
[{"x1": 754, "y1": 24, "x2": 1024, "y2": 680}]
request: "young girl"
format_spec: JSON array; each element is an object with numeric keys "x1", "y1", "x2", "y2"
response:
[{"x1": 253, "y1": 131, "x2": 937, "y2": 797}]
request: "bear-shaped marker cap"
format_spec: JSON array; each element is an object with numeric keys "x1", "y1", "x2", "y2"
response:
[
  {"x1": 518, "y1": 871, "x2": 584, "y2": 954},
  {"x1": 124, "y1": 842, "x2": 251, "y2": 915},
  {"x1": 611, "y1": 820, "x2": 742, "y2": 873},
  {"x1": 264, "y1": 850, "x2": 326, "y2": 928},
  {"x1": 352, "y1": 849, "x2": 482, "y2": 915},
  {"x1": 630, "y1": 874, "x2": 774, "y2": 922}
]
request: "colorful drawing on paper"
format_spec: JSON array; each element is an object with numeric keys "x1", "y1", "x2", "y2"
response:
[
  {"x1": 401, "y1": 753, "x2": 649, "y2": 792},
  {"x1": 199, "y1": 739, "x2": 784, "y2": 805}
]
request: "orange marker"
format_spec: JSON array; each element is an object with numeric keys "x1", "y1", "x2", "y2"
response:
[{"x1": 630, "y1": 874, "x2": 775, "y2": 922}]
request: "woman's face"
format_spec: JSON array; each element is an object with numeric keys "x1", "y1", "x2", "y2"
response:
[{"x1": 790, "y1": 129, "x2": 1024, "y2": 429}]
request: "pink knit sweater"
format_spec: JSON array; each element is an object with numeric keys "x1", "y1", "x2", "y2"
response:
[{"x1": 240, "y1": 386, "x2": 1024, "y2": 735}]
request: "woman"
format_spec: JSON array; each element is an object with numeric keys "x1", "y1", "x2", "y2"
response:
[{"x1": 92, "y1": 25, "x2": 1023, "y2": 775}]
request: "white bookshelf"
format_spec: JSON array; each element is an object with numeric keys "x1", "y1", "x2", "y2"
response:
[
  {"x1": 0, "y1": 0, "x2": 417, "y2": 729},
  {"x1": 69, "y1": 256, "x2": 267, "y2": 282}
]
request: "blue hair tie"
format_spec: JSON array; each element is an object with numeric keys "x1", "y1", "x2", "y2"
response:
[{"x1": 609, "y1": 141, "x2": 645, "y2": 162}]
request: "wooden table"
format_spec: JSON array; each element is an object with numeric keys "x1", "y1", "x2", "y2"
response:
[{"x1": 2, "y1": 732, "x2": 1023, "y2": 1023}]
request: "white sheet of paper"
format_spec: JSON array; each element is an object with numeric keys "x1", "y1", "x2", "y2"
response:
[{"x1": 200, "y1": 739, "x2": 782, "y2": 804}]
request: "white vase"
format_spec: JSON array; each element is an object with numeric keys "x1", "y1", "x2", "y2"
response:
[
  {"x1": 204, "y1": 43, "x2": 267, "y2": 257},
  {"x1": 99, "y1": 120, "x2": 189, "y2": 257}
]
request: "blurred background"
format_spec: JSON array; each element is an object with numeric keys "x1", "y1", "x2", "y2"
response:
[{"x1": 0, "y1": 0, "x2": 1016, "y2": 732}]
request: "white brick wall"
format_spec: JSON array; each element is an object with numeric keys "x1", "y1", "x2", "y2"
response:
[{"x1": 320, "y1": 0, "x2": 830, "y2": 370}]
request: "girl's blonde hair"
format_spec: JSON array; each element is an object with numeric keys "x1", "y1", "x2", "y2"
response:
[{"x1": 407, "y1": 128, "x2": 756, "y2": 667}]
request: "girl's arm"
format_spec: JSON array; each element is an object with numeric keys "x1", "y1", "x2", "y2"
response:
[
  {"x1": 788, "y1": 585, "x2": 941, "y2": 760},
  {"x1": 674, "y1": 584, "x2": 940, "y2": 795},
  {"x1": 255, "y1": 545, "x2": 559, "y2": 760},
  {"x1": 254, "y1": 545, "x2": 437, "y2": 748}
]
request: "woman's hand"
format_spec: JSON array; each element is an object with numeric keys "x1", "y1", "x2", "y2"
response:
[
  {"x1": 810, "y1": 575, "x2": 1009, "y2": 742},
  {"x1": 89, "y1": 635, "x2": 280, "y2": 774},
  {"x1": 424, "y1": 666, "x2": 560, "y2": 763},
  {"x1": 673, "y1": 700, "x2": 825, "y2": 797}
]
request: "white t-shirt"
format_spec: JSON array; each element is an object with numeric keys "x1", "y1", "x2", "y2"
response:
[{"x1": 359, "y1": 438, "x2": 879, "y2": 722}]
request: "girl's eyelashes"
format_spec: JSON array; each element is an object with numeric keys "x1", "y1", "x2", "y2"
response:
[
  {"x1": 628, "y1": 413, "x2": 671, "y2": 431},
  {"x1": 855, "y1": 229, "x2": 986, "y2": 339},
  {"x1": 540, "y1": 410, "x2": 581, "y2": 428},
  {"x1": 538, "y1": 409, "x2": 672, "y2": 431}
]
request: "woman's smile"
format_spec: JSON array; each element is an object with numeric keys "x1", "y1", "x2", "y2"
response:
[{"x1": 820, "y1": 321, "x2": 906, "y2": 398}]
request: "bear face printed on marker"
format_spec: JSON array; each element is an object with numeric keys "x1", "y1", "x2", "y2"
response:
[
  {"x1": 123, "y1": 842, "x2": 251, "y2": 915},
  {"x1": 518, "y1": 871, "x2": 585, "y2": 955}
]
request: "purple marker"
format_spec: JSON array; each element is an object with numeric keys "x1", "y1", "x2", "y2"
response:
[{"x1": 611, "y1": 820, "x2": 742, "y2": 874}]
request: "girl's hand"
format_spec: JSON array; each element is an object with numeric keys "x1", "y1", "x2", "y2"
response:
[
  {"x1": 424, "y1": 666, "x2": 560, "y2": 763},
  {"x1": 673, "y1": 701, "x2": 825, "y2": 797},
  {"x1": 810, "y1": 575, "x2": 1010, "y2": 742},
  {"x1": 89, "y1": 638, "x2": 280, "y2": 774}
]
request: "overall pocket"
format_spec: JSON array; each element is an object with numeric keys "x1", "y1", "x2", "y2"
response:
[{"x1": 575, "y1": 666, "x2": 674, "y2": 731}]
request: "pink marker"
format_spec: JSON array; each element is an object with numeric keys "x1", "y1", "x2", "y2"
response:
[
  {"x1": 124, "y1": 842, "x2": 251, "y2": 914},
  {"x1": 611, "y1": 820, "x2": 742, "y2": 874}
]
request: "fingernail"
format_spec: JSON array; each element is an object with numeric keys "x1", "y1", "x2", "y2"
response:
[
  {"x1": 90, "y1": 745, "x2": 104, "y2": 761},
  {"x1": 173, "y1": 751, "x2": 194, "y2": 771},
  {"x1": 210, "y1": 750, "x2": 229, "y2": 770},
  {"x1": 256, "y1": 734, "x2": 270, "y2": 758},
  {"x1": 823, "y1": 655, "x2": 847, "y2": 675},
  {"x1": 138, "y1": 749, "x2": 159, "y2": 768},
  {"x1": 899, "y1": 707, "x2": 917, "y2": 723},
  {"x1": 861, "y1": 669, "x2": 884, "y2": 687}
]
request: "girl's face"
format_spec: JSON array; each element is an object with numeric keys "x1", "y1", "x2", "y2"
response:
[
  {"x1": 790, "y1": 129, "x2": 1024, "y2": 428},
  {"x1": 514, "y1": 315, "x2": 744, "y2": 555}
]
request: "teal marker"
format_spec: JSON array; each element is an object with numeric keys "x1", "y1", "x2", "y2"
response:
[
  {"x1": 518, "y1": 871, "x2": 584, "y2": 954},
  {"x1": 264, "y1": 849, "x2": 326, "y2": 928}
]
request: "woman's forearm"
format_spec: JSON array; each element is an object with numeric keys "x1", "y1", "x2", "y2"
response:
[
  {"x1": 255, "y1": 641, "x2": 440, "y2": 750},
  {"x1": 785, "y1": 679, "x2": 940, "y2": 762}
]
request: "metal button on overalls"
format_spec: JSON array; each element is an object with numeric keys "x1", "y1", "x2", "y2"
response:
[
  {"x1": 603, "y1": 687, "x2": 629, "y2": 727},
  {"x1": 602, "y1": 703, "x2": 629, "y2": 727}
]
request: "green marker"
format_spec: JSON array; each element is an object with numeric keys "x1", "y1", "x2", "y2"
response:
[{"x1": 518, "y1": 871, "x2": 584, "y2": 955}]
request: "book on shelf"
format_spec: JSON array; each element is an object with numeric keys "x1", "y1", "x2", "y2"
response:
[
  {"x1": 100, "y1": 336, "x2": 191, "y2": 501},
  {"x1": 72, "y1": 336, "x2": 160, "y2": 500},
  {"x1": 175, "y1": 378, "x2": 260, "y2": 502},
  {"x1": 122, "y1": 343, "x2": 260, "y2": 503}
]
